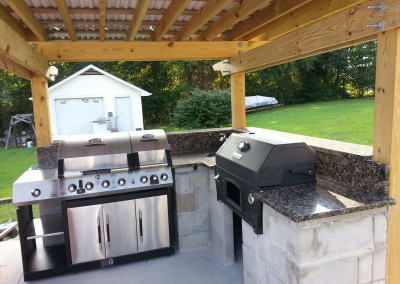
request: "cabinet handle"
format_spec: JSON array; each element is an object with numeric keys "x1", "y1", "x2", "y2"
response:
[
  {"x1": 106, "y1": 214, "x2": 111, "y2": 247},
  {"x1": 139, "y1": 210, "x2": 143, "y2": 243},
  {"x1": 97, "y1": 217, "x2": 102, "y2": 251}
]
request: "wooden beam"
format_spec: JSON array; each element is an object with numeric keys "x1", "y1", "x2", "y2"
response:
[
  {"x1": 0, "y1": 3, "x2": 26, "y2": 39},
  {"x1": 176, "y1": 0, "x2": 232, "y2": 41},
  {"x1": 55, "y1": 0, "x2": 76, "y2": 41},
  {"x1": 99, "y1": 0, "x2": 106, "y2": 41},
  {"x1": 127, "y1": 0, "x2": 152, "y2": 41},
  {"x1": 231, "y1": 71, "x2": 246, "y2": 130},
  {"x1": 372, "y1": 28, "x2": 400, "y2": 284},
  {"x1": 245, "y1": 0, "x2": 365, "y2": 41},
  {"x1": 154, "y1": 0, "x2": 192, "y2": 41},
  {"x1": 32, "y1": 41, "x2": 265, "y2": 61},
  {"x1": 201, "y1": 0, "x2": 270, "y2": 41},
  {"x1": 4, "y1": 0, "x2": 46, "y2": 41},
  {"x1": 230, "y1": 0, "x2": 311, "y2": 40},
  {"x1": 0, "y1": 54, "x2": 31, "y2": 80},
  {"x1": 0, "y1": 12, "x2": 48, "y2": 76},
  {"x1": 30, "y1": 74, "x2": 52, "y2": 146},
  {"x1": 215, "y1": 0, "x2": 400, "y2": 74}
]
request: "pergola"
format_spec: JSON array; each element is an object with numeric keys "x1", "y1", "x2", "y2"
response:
[{"x1": 0, "y1": 0, "x2": 399, "y2": 282}]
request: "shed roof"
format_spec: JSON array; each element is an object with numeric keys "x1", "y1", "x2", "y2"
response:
[{"x1": 48, "y1": 64, "x2": 152, "y2": 96}]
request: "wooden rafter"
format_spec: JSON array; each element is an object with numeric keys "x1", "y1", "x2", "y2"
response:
[
  {"x1": 54, "y1": 0, "x2": 76, "y2": 41},
  {"x1": 230, "y1": 0, "x2": 312, "y2": 40},
  {"x1": 127, "y1": 0, "x2": 152, "y2": 41},
  {"x1": 176, "y1": 0, "x2": 233, "y2": 41},
  {"x1": 38, "y1": 19, "x2": 187, "y2": 27},
  {"x1": 32, "y1": 41, "x2": 266, "y2": 62},
  {"x1": 4, "y1": 0, "x2": 46, "y2": 41},
  {"x1": 0, "y1": 3, "x2": 26, "y2": 39},
  {"x1": 201, "y1": 0, "x2": 271, "y2": 41},
  {"x1": 154, "y1": 0, "x2": 192, "y2": 41},
  {"x1": 214, "y1": 0, "x2": 400, "y2": 74},
  {"x1": 99, "y1": 0, "x2": 106, "y2": 41},
  {"x1": 246, "y1": 0, "x2": 365, "y2": 41}
]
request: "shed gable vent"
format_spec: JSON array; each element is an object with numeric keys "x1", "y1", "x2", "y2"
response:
[{"x1": 81, "y1": 68, "x2": 102, "y2": 75}]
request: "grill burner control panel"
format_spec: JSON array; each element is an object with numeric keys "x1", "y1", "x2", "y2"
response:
[{"x1": 59, "y1": 167, "x2": 173, "y2": 199}]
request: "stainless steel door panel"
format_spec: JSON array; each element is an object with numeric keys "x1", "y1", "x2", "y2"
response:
[
  {"x1": 102, "y1": 200, "x2": 138, "y2": 258},
  {"x1": 136, "y1": 195, "x2": 170, "y2": 252},
  {"x1": 67, "y1": 205, "x2": 105, "y2": 264}
]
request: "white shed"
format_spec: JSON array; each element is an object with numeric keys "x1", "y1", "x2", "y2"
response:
[{"x1": 48, "y1": 65, "x2": 151, "y2": 139}]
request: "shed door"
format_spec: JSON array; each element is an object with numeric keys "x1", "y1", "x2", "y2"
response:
[
  {"x1": 55, "y1": 98, "x2": 104, "y2": 135},
  {"x1": 115, "y1": 97, "x2": 132, "y2": 131}
]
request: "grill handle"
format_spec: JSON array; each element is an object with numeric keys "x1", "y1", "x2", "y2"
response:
[
  {"x1": 139, "y1": 210, "x2": 143, "y2": 243},
  {"x1": 106, "y1": 214, "x2": 111, "y2": 248},
  {"x1": 97, "y1": 217, "x2": 102, "y2": 251}
]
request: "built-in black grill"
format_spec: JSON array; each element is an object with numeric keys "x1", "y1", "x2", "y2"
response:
[{"x1": 214, "y1": 131, "x2": 316, "y2": 234}]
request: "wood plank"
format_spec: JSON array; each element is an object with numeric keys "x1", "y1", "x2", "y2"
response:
[
  {"x1": 99, "y1": 0, "x2": 106, "y2": 41},
  {"x1": 201, "y1": 0, "x2": 270, "y2": 41},
  {"x1": 33, "y1": 41, "x2": 264, "y2": 61},
  {"x1": 230, "y1": 0, "x2": 311, "y2": 40},
  {"x1": 215, "y1": 0, "x2": 400, "y2": 74},
  {"x1": 0, "y1": 14, "x2": 48, "y2": 76},
  {"x1": 30, "y1": 74, "x2": 52, "y2": 146},
  {"x1": 4, "y1": 0, "x2": 46, "y2": 41},
  {"x1": 55, "y1": 0, "x2": 76, "y2": 41},
  {"x1": 0, "y1": 3, "x2": 26, "y2": 38},
  {"x1": 0, "y1": 54, "x2": 31, "y2": 79},
  {"x1": 245, "y1": 0, "x2": 364, "y2": 41},
  {"x1": 154, "y1": 0, "x2": 192, "y2": 41},
  {"x1": 231, "y1": 72, "x2": 246, "y2": 130},
  {"x1": 127, "y1": 0, "x2": 152, "y2": 41},
  {"x1": 176, "y1": 0, "x2": 232, "y2": 41}
]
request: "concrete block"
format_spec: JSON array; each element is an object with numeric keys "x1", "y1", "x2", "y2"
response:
[
  {"x1": 176, "y1": 192, "x2": 196, "y2": 212},
  {"x1": 267, "y1": 271, "x2": 287, "y2": 284},
  {"x1": 269, "y1": 213, "x2": 298, "y2": 259},
  {"x1": 373, "y1": 246, "x2": 387, "y2": 281},
  {"x1": 174, "y1": 171, "x2": 194, "y2": 194},
  {"x1": 265, "y1": 245, "x2": 289, "y2": 282},
  {"x1": 193, "y1": 209, "x2": 210, "y2": 230},
  {"x1": 194, "y1": 166, "x2": 210, "y2": 192},
  {"x1": 244, "y1": 267, "x2": 259, "y2": 284},
  {"x1": 211, "y1": 230, "x2": 234, "y2": 265},
  {"x1": 358, "y1": 253, "x2": 373, "y2": 283},
  {"x1": 243, "y1": 243, "x2": 264, "y2": 284},
  {"x1": 179, "y1": 231, "x2": 210, "y2": 251},
  {"x1": 209, "y1": 171, "x2": 217, "y2": 198},
  {"x1": 242, "y1": 221, "x2": 257, "y2": 248},
  {"x1": 300, "y1": 256, "x2": 358, "y2": 284},
  {"x1": 177, "y1": 212, "x2": 194, "y2": 234},
  {"x1": 210, "y1": 208, "x2": 233, "y2": 243},
  {"x1": 374, "y1": 213, "x2": 388, "y2": 246},
  {"x1": 196, "y1": 190, "x2": 209, "y2": 211}
]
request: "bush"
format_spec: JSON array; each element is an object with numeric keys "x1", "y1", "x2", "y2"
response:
[{"x1": 171, "y1": 89, "x2": 231, "y2": 129}]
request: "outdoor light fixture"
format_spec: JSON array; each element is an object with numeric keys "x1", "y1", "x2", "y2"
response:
[{"x1": 46, "y1": 65, "x2": 59, "y2": 81}]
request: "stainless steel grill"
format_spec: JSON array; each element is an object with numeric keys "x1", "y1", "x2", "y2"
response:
[{"x1": 214, "y1": 131, "x2": 316, "y2": 233}]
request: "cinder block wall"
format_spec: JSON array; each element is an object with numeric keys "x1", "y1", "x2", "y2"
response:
[{"x1": 243, "y1": 205, "x2": 388, "y2": 284}]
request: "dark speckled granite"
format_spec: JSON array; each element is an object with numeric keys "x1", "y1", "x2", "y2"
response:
[
  {"x1": 254, "y1": 182, "x2": 395, "y2": 222},
  {"x1": 37, "y1": 144, "x2": 58, "y2": 169}
]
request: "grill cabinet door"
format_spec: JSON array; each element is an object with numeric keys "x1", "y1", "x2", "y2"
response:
[
  {"x1": 102, "y1": 200, "x2": 138, "y2": 258},
  {"x1": 136, "y1": 195, "x2": 170, "y2": 252},
  {"x1": 67, "y1": 204, "x2": 105, "y2": 264}
]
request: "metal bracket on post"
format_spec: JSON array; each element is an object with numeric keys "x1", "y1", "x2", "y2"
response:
[
  {"x1": 213, "y1": 59, "x2": 232, "y2": 76},
  {"x1": 366, "y1": 20, "x2": 385, "y2": 32},
  {"x1": 367, "y1": 2, "x2": 386, "y2": 14}
]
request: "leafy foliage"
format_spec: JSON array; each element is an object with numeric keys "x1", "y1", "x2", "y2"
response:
[{"x1": 171, "y1": 89, "x2": 231, "y2": 129}]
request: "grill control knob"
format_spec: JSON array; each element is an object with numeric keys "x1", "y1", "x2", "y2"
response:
[
  {"x1": 160, "y1": 173, "x2": 168, "y2": 181},
  {"x1": 68, "y1": 184, "x2": 77, "y2": 193},
  {"x1": 118, "y1": 178, "x2": 126, "y2": 186},
  {"x1": 85, "y1": 182, "x2": 94, "y2": 190},
  {"x1": 238, "y1": 141, "x2": 250, "y2": 152},
  {"x1": 102, "y1": 180, "x2": 110, "y2": 188},
  {"x1": 31, "y1": 188, "x2": 41, "y2": 197},
  {"x1": 140, "y1": 176, "x2": 148, "y2": 184}
]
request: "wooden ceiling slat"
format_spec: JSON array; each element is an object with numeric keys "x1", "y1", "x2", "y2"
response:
[
  {"x1": 230, "y1": 0, "x2": 312, "y2": 40},
  {"x1": 4, "y1": 0, "x2": 46, "y2": 41},
  {"x1": 246, "y1": 0, "x2": 365, "y2": 41},
  {"x1": 54, "y1": 0, "x2": 76, "y2": 41},
  {"x1": 202, "y1": 0, "x2": 271, "y2": 41},
  {"x1": 0, "y1": 3, "x2": 26, "y2": 39},
  {"x1": 176, "y1": 0, "x2": 233, "y2": 41},
  {"x1": 154, "y1": 0, "x2": 192, "y2": 41},
  {"x1": 127, "y1": 0, "x2": 152, "y2": 41},
  {"x1": 99, "y1": 0, "x2": 106, "y2": 41}
]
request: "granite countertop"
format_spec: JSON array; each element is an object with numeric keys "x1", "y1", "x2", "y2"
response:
[
  {"x1": 171, "y1": 152, "x2": 216, "y2": 168},
  {"x1": 254, "y1": 183, "x2": 395, "y2": 222}
]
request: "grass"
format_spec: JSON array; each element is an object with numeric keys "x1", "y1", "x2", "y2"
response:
[{"x1": 246, "y1": 98, "x2": 374, "y2": 145}]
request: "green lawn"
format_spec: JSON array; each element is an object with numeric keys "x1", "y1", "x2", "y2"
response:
[{"x1": 246, "y1": 98, "x2": 374, "y2": 145}]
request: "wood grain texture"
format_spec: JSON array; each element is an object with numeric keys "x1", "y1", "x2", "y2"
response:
[
  {"x1": 0, "y1": 2, "x2": 26, "y2": 38},
  {"x1": 231, "y1": 72, "x2": 246, "y2": 130},
  {"x1": 0, "y1": 54, "x2": 31, "y2": 79},
  {"x1": 99, "y1": 0, "x2": 106, "y2": 41},
  {"x1": 30, "y1": 74, "x2": 52, "y2": 146},
  {"x1": 127, "y1": 0, "x2": 152, "y2": 41},
  {"x1": 55, "y1": 0, "x2": 76, "y2": 41}
]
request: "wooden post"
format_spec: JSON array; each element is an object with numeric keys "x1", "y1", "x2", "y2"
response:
[
  {"x1": 30, "y1": 74, "x2": 52, "y2": 146},
  {"x1": 373, "y1": 28, "x2": 400, "y2": 284},
  {"x1": 231, "y1": 71, "x2": 246, "y2": 130}
]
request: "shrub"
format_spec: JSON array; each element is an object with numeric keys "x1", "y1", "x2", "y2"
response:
[{"x1": 171, "y1": 89, "x2": 231, "y2": 129}]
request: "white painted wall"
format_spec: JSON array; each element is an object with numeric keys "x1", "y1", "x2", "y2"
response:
[{"x1": 49, "y1": 74, "x2": 145, "y2": 137}]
